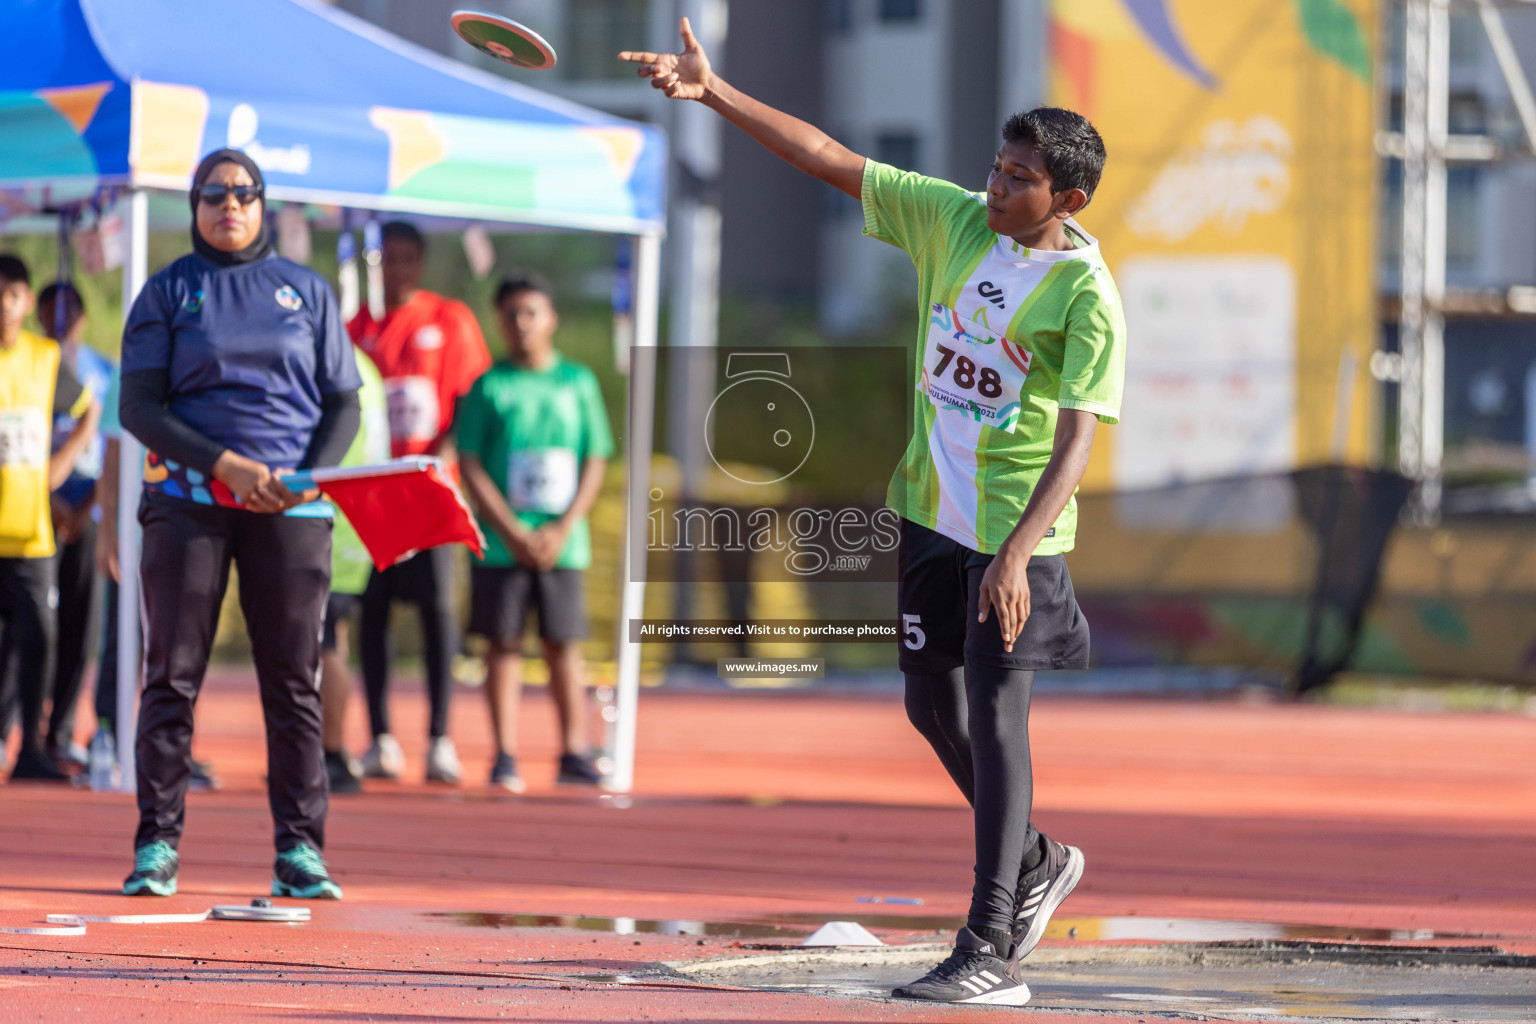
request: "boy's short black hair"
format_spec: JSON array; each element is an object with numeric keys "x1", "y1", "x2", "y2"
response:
[
  {"x1": 38, "y1": 281, "x2": 84, "y2": 315},
  {"x1": 0, "y1": 254, "x2": 31, "y2": 287},
  {"x1": 38, "y1": 282, "x2": 85, "y2": 335},
  {"x1": 380, "y1": 220, "x2": 426, "y2": 253},
  {"x1": 1001, "y1": 107, "x2": 1106, "y2": 203},
  {"x1": 494, "y1": 272, "x2": 555, "y2": 309}
]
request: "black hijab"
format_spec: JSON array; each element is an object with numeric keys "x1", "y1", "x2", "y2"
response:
[{"x1": 189, "y1": 148, "x2": 272, "y2": 266}]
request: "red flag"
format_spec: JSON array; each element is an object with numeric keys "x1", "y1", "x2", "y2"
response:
[{"x1": 305, "y1": 460, "x2": 485, "y2": 570}]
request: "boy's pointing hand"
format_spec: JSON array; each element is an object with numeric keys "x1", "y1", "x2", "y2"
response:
[{"x1": 619, "y1": 17, "x2": 713, "y2": 100}]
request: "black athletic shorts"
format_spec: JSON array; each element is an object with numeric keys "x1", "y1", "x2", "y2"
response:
[
  {"x1": 322, "y1": 592, "x2": 361, "y2": 652},
  {"x1": 896, "y1": 519, "x2": 1090, "y2": 673},
  {"x1": 468, "y1": 565, "x2": 587, "y2": 644}
]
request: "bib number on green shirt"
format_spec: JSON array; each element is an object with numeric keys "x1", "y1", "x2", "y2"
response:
[
  {"x1": 917, "y1": 304, "x2": 1030, "y2": 433},
  {"x1": 507, "y1": 447, "x2": 578, "y2": 515}
]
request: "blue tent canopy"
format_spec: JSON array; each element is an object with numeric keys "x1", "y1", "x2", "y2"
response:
[{"x1": 0, "y1": 0, "x2": 667, "y2": 234}]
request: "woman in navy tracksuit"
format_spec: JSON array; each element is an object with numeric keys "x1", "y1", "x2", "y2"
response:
[{"x1": 118, "y1": 149, "x2": 360, "y2": 899}]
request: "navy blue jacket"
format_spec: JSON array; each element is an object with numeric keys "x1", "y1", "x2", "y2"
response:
[{"x1": 122, "y1": 251, "x2": 360, "y2": 469}]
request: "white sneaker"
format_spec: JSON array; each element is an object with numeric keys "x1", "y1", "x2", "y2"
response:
[
  {"x1": 425, "y1": 736, "x2": 461, "y2": 784},
  {"x1": 360, "y1": 734, "x2": 405, "y2": 780}
]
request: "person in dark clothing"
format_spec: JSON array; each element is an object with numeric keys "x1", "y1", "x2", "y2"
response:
[
  {"x1": 117, "y1": 149, "x2": 360, "y2": 899},
  {"x1": 348, "y1": 222, "x2": 490, "y2": 785},
  {"x1": 35, "y1": 283, "x2": 112, "y2": 768}
]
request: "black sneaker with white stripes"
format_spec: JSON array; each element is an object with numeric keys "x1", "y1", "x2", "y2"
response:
[
  {"x1": 890, "y1": 926, "x2": 1030, "y2": 1005},
  {"x1": 1013, "y1": 833, "x2": 1085, "y2": 961}
]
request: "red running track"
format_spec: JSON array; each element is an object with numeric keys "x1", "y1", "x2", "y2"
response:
[{"x1": 1, "y1": 672, "x2": 1533, "y2": 1022}]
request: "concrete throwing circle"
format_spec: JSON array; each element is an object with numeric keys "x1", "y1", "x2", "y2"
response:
[{"x1": 667, "y1": 941, "x2": 1536, "y2": 1020}]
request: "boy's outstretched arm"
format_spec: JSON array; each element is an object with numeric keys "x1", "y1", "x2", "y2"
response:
[{"x1": 620, "y1": 18, "x2": 866, "y2": 199}]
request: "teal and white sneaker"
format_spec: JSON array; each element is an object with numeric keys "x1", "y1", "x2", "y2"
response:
[
  {"x1": 271, "y1": 843, "x2": 343, "y2": 899},
  {"x1": 123, "y1": 841, "x2": 179, "y2": 896}
]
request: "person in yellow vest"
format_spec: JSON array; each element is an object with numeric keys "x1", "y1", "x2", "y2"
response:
[
  {"x1": 319, "y1": 348, "x2": 390, "y2": 795},
  {"x1": 0, "y1": 254, "x2": 100, "y2": 782}
]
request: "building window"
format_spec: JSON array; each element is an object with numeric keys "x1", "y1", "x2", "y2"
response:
[
  {"x1": 876, "y1": 131, "x2": 921, "y2": 172},
  {"x1": 1446, "y1": 166, "x2": 1480, "y2": 271},
  {"x1": 879, "y1": 0, "x2": 921, "y2": 23},
  {"x1": 565, "y1": 0, "x2": 649, "y2": 80},
  {"x1": 827, "y1": 0, "x2": 854, "y2": 33}
]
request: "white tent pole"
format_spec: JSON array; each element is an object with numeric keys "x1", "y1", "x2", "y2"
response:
[
  {"x1": 609, "y1": 230, "x2": 662, "y2": 795},
  {"x1": 115, "y1": 189, "x2": 149, "y2": 793}
]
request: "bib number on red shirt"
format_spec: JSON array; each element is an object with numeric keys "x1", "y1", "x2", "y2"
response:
[{"x1": 383, "y1": 376, "x2": 440, "y2": 444}]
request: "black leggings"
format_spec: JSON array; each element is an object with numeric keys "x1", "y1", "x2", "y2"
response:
[
  {"x1": 94, "y1": 579, "x2": 119, "y2": 734},
  {"x1": 136, "y1": 495, "x2": 331, "y2": 852},
  {"x1": 360, "y1": 545, "x2": 457, "y2": 740},
  {"x1": 48, "y1": 519, "x2": 98, "y2": 750},
  {"x1": 905, "y1": 664, "x2": 1039, "y2": 937},
  {"x1": 0, "y1": 556, "x2": 56, "y2": 755}
]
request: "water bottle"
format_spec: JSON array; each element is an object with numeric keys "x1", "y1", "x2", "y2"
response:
[{"x1": 88, "y1": 724, "x2": 118, "y2": 791}]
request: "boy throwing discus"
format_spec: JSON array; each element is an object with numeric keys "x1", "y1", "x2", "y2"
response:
[{"x1": 622, "y1": 22, "x2": 1125, "y2": 1006}]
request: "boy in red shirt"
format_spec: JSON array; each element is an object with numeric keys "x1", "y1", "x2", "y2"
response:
[{"x1": 347, "y1": 222, "x2": 490, "y2": 783}]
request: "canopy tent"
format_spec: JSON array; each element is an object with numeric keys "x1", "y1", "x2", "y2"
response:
[
  {"x1": 0, "y1": 0, "x2": 665, "y2": 232},
  {"x1": 0, "y1": 0, "x2": 664, "y2": 792}
]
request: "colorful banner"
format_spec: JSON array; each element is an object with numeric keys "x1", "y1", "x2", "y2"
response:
[
  {"x1": 0, "y1": 0, "x2": 666, "y2": 235},
  {"x1": 1051, "y1": 0, "x2": 1378, "y2": 494}
]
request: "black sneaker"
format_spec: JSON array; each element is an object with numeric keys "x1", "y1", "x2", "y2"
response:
[
  {"x1": 325, "y1": 751, "x2": 361, "y2": 795},
  {"x1": 556, "y1": 752, "x2": 603, "y2": 786},
  {"x1": 9, "y1": 746, "x2": 70, "y2": 782},
  {"x1": 1012, "y1": 833, "x2": 1085, "y2": 961},
  {"x1": 189, "y1": 759, "x2": 222, "y2": 792},
  {"x1": 123, "y1": 840, "x2": 179, "y2": 896},
  {"x1": 272, "y1": 843, "x2": 343, "y2": 899},
  {"x1": 489, "y1": 752, "x2": 526, "y2": 793},
  {"x1": 49, "y1": 740, "x2": 89, "y2": 768},
  {"x1": 891, "y1": 926, "x2": 1030, "y2": 1005}
]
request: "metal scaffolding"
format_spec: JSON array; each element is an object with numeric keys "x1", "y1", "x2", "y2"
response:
[{"x1": 1395, "y1": 0, "x2": 1536, "y2": 520}]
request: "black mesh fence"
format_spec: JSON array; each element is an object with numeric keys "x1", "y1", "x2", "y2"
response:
[{"x1": 1068, "y1": 466, "x2": 1536, "y2": 688}]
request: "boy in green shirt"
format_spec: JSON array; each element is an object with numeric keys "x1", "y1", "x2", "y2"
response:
[
  {"x1": 622, "y1": 22, "x2": 1125, "y2": 1006},
  {"x1": 457, "y1": 274, "x2": 613, "y2": 794}
]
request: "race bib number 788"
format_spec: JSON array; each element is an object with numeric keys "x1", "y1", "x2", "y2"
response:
[{"x1": 917, "y1": 304, "x2": 1031, "y2": 432}]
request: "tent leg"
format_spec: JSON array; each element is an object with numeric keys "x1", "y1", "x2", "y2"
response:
[
  {"x1": 116, "y1": 189, "x2": 149, "y2": 794},
  {"x1": 609, "y1": 231, "x2": 662, "y2": 795}
]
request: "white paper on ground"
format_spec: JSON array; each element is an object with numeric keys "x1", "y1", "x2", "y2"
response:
[{"x1": 801, "y1": 921, "x2": 885, "y2": 947}]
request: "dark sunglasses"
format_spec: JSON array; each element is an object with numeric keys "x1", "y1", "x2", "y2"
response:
[{"x1": 196, "y1": 183, "x2": 263, "y2": 207}]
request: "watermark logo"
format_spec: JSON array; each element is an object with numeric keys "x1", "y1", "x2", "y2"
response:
[
  {"x1": 636, "y1": 346, "x2": 908, "y2": 584},
  {"x1": 705, "y1": 353, "x2": 814, "y2": 486}
]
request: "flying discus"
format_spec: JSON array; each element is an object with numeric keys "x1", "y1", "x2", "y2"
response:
[{"x1": 450, "y1": 10, "x2": 557, "y2": 69}]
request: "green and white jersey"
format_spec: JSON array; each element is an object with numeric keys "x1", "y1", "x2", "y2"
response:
[
  {"x1": 455, "y1": 353, "x2": 614, "y2": 571},
  {"x1": 862, "y1": 160, "x2": 1126, "y2": 556}
]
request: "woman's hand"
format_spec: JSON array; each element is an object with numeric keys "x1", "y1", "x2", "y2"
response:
[
  {"x1": 212, "y1": 450, "x2": 282, "y2": 513},
  {"x1": 259, "y1": 470, "x2": 321, "y2": 513},
  {"x1": 977, "y1": 535, "x2": 1033, "y2": 654},
  {"x1": 619, "y1": 17, "x2": 714, "y2": 100}
]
